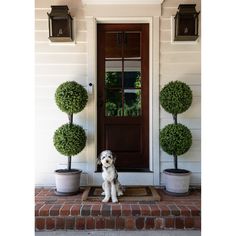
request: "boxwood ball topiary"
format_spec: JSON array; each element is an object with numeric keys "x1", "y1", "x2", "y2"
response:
[
  {"x1": 53, "y1": 123, "x2": 86, "y2": 157},
  {"x1": 55, "y1": 81, "x2": 88, "y2": 114},
  {"x1": 160, "y1": 81, "x2": 192, "y2": 115},
  {"x1": 160, "y1": 123, "x2": 192, "y2": 156}
]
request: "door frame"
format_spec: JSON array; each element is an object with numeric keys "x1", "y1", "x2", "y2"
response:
[{"x1": 86, "y1": 16, "x2": 160, "y2": 186}]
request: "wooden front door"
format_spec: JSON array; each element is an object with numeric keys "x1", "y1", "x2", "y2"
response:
[{"x1": 97, "y1": 24, "x2": 149, "y2": 171}]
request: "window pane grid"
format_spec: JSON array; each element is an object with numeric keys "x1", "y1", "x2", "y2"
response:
[{"x1": 104, "y1": 31, "x2": 142, "y2": 117}]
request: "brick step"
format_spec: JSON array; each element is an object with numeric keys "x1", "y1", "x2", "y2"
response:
[{"x1": 35, "y1": 188, "x2": 201, "y2": 231}]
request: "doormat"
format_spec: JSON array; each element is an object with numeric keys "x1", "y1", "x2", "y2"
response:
[{"x1": 82, "y1": 186, "x2": 161, "y2": 202}]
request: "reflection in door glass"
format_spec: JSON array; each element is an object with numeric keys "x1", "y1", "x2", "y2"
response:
[
  {"x1": 105, "y1": 32, "x2": 122, "y2": 59},
  {"x1": 105, "y1": 89, "x2": 122, "y2": 116},
  {"x1": 124, "y1": 60, "x2": 141, "y2": 88},
  {"x1": 105, "y1": 61, "x2": 122, "y2": 88},
  {"x1": 124, "y1": 32, "x2": 141, "y2": 58},
  {"x1": 124, "y1": 89, "x2": 141, "y2": 116}
]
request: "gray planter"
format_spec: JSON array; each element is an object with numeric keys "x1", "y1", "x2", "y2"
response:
[
  {"x1": 55, "y1": 169, "x2": 82, "y2": 195},
  {"x1": 164, "y1": 169, "x2": 191, "y2": 195}
]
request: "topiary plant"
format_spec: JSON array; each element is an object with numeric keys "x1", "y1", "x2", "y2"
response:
[
  {"x1": 160, "y1": 81, "x2": 193, "y2": 172},
  {"x1": 160, "y1": 123, "x2": 192, "y2": 170},
  {"x1": 55, "y1": 81, "x2": 88, "y2": 122},
  {"x1": 53, "y1": 124, "x2": 86, "y2": 157},
  {"x1": 160, "y1": 81, "x2": 192, "y2": 124},
  {"x1": 54, "y1": 81, "x2": 88, "y2": 171}
]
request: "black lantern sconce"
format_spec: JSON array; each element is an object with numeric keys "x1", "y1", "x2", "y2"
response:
[
  {"x1": 47, "y1": 5, "x2": 73, "y2": 42},
  {"x1": 174, "y1": 4, "x2": 200, "y2": 41}
]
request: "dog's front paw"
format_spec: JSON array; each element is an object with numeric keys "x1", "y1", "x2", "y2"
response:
[
  {"x1": 101, "y1": 191, "x2": 105, "y2": 196},
  {"x1": 102, "y1": 197, "x2": 110, "y2": 203},
  {"x1": 117, "y1": 191, "x2": 123, "y2": 196},
  {"x1": 112, "y1": 198, "x2": 118, "y2": 203}
]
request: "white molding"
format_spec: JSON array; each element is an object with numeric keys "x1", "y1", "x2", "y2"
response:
[
  {"x1": 82, "y1": 0, "x2": 164, "y2": 5},
  {"x1": 85, "y1": 16, "x2": 160, "y2": 186},
  {"x1": 86, "y1": 16, "x2": 97, "y2": 185},
  {"x1": 95, "y1": 17, "x2": 152, "y2": 23},
  {"x1": 152, "y1": 16, "x2": 160, "y2": 185}
]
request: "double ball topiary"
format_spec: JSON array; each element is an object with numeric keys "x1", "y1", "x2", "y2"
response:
[
  {"x1": 53, "y1": 123, "x2": 86, "y2": 157},
  {"x1": 160, "y1": 81, "x2": 192, "y2": 115},
  {"x1": 55, "y1": 81, "x2": 88, "y2": 115},
  {"x1": 160, "y1": 123, "x2": 192, "y2": 156}
]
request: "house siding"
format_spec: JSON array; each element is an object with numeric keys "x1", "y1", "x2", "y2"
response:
[
  {"x1": 160, "y1": 0, "x2": 201, "y2": 185},
  {"x1": 35, "y1": 0, "x2": 89, "y2": 186},
  {"x1": 35, "y1": 0, "x2": 201, "y2": 186}
]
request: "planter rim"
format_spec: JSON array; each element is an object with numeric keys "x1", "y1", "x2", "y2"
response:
[
  {"x1": 164, "y1": 169, "x2": 191, "y2": 176},
  {"x1": 55, "y1": 169, "x2": 82, "y2": 175}
]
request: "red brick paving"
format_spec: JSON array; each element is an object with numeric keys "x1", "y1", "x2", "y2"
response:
[{"x1": 35, "y1": 187, "x2": 201, "y2": 231}]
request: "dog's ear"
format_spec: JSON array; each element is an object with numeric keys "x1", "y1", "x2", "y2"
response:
[{"x1": 97, "y1": 153, "x2": 102, "y2": 165}]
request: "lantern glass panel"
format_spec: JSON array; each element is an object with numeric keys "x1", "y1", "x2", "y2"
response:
[
  {"x1": 52, "y1": 18, "x2": 70, "y2": 37},
  {"x1": 179, "y1": 16, "x2": 196, "y2": 36}
]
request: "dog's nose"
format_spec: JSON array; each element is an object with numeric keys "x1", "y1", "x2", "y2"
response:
[{"x1": 106, "y1": 160, "x2": 109, "y2": 163}]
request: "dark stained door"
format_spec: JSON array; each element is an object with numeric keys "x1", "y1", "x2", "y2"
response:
[{"x1": 97, "y1": 24, "x2": 149, "y2": 171}]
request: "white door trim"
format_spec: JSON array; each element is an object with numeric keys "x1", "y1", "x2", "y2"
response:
[{"x1": 86, "y1": 16, "x2": 160, "y2": 186}]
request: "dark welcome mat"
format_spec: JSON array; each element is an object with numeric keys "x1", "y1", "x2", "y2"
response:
[{"x1": 82, "y1": 186, "x2": 161, "y2": 202}]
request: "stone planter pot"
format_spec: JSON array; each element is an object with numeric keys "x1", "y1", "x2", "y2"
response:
[
  {"x1": 55, "y1": 169, "x2": 82, "y2": 195},
  {"x1": 164, "y1": 169, "x2": 191, "y2": 195}
]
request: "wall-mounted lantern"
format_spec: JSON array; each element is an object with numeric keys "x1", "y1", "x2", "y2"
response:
[
  {"x1": 47, "y1": 5, "x2": 73, "y2": 42},
  {"x1": 174, "y1": 4, "x2": 200, "y2": 41}
]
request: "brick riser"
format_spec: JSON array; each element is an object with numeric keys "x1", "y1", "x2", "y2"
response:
[{"x1": 35, "y1": 203, "x2": 201, "y2": 230}]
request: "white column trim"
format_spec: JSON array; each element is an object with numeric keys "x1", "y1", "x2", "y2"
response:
[{"x1": 86, "y1": 16, "x2": 160, "y2": 186}]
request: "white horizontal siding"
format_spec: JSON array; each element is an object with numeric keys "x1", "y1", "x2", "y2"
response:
[
  {"x1": 35, "y1": 31, "x2": 87, "y2": 42},
  {"x1": 35, "y1": 53, "x2": 87, "y2": 64},
  {"x1": 35, "y1": 19, "x2": 87, "y2": 31},
  {"x1": 35, "y1": 0, "x2": 201, "y2": 187},
  {"x1": 35, "y1": 43, "x2": 87, "y2": 53},
  {"x1": 35, "y1": 75, "x2": 88, "y2": 87},
  {"x1": 160, "y1": 52, "x2": 200, "y2": 64},
  {"x1": 161, "y1": 42, "x2": 201, "y2": 52},
  {"x1": 35, "y1": 0, "x2": 90, "y2": 186},
  {"x1": 160, "y1": 73, "x2": 201, "y2": 85},
  {"x1": 35, "y1": 64, "x2": 87, "y2": 75},
  {"x1": 160, "y1": 0, "x2": 201, "y2": 185}
]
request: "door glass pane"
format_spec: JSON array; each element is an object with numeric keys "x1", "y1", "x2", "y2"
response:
[
  {"x1": 105, "y1": 61, "x2": 122, "y2": 88},
  {"x1": 105, "y1": 89, "x2": 122, "y2": 116},
  {"x1": 124, "y1": 32, "x2": 141, "y2": 58},
  {"x1": 124, "y1": 61, "x2": 141, "y2": 88},
  {"x1": 124, "y1": 89, "x2": 141, "y2": 116},
  {"x1": 105, "y1": 32, "x2": 122, "y2": 59}
]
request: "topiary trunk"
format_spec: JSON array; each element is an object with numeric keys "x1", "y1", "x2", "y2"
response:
[
  {"x1": 173, "y1": 114, "x2": 178, "y2": 169},
  {"x1": 174, "y1": 154, "x2": 178, "y2": 170},
  {"x1": 68, "y1": 113, "x2": 73, "y2": 171}
]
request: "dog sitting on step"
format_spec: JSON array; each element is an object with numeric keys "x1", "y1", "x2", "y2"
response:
[{"x1": 97, "y1": 150, "x2": 123, "y2": 203}]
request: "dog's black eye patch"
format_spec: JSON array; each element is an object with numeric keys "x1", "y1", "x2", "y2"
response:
[
  {"x1": 108, "y1": 156, "x2": 112, "y2": 159},
  {"x1": 101, "y1": 156, "x2": 105, "y2": 160}
]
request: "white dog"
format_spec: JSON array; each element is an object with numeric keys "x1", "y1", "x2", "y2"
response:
[{"x1": 97, "y1": 150, "x2": 123, "y2": 203}]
